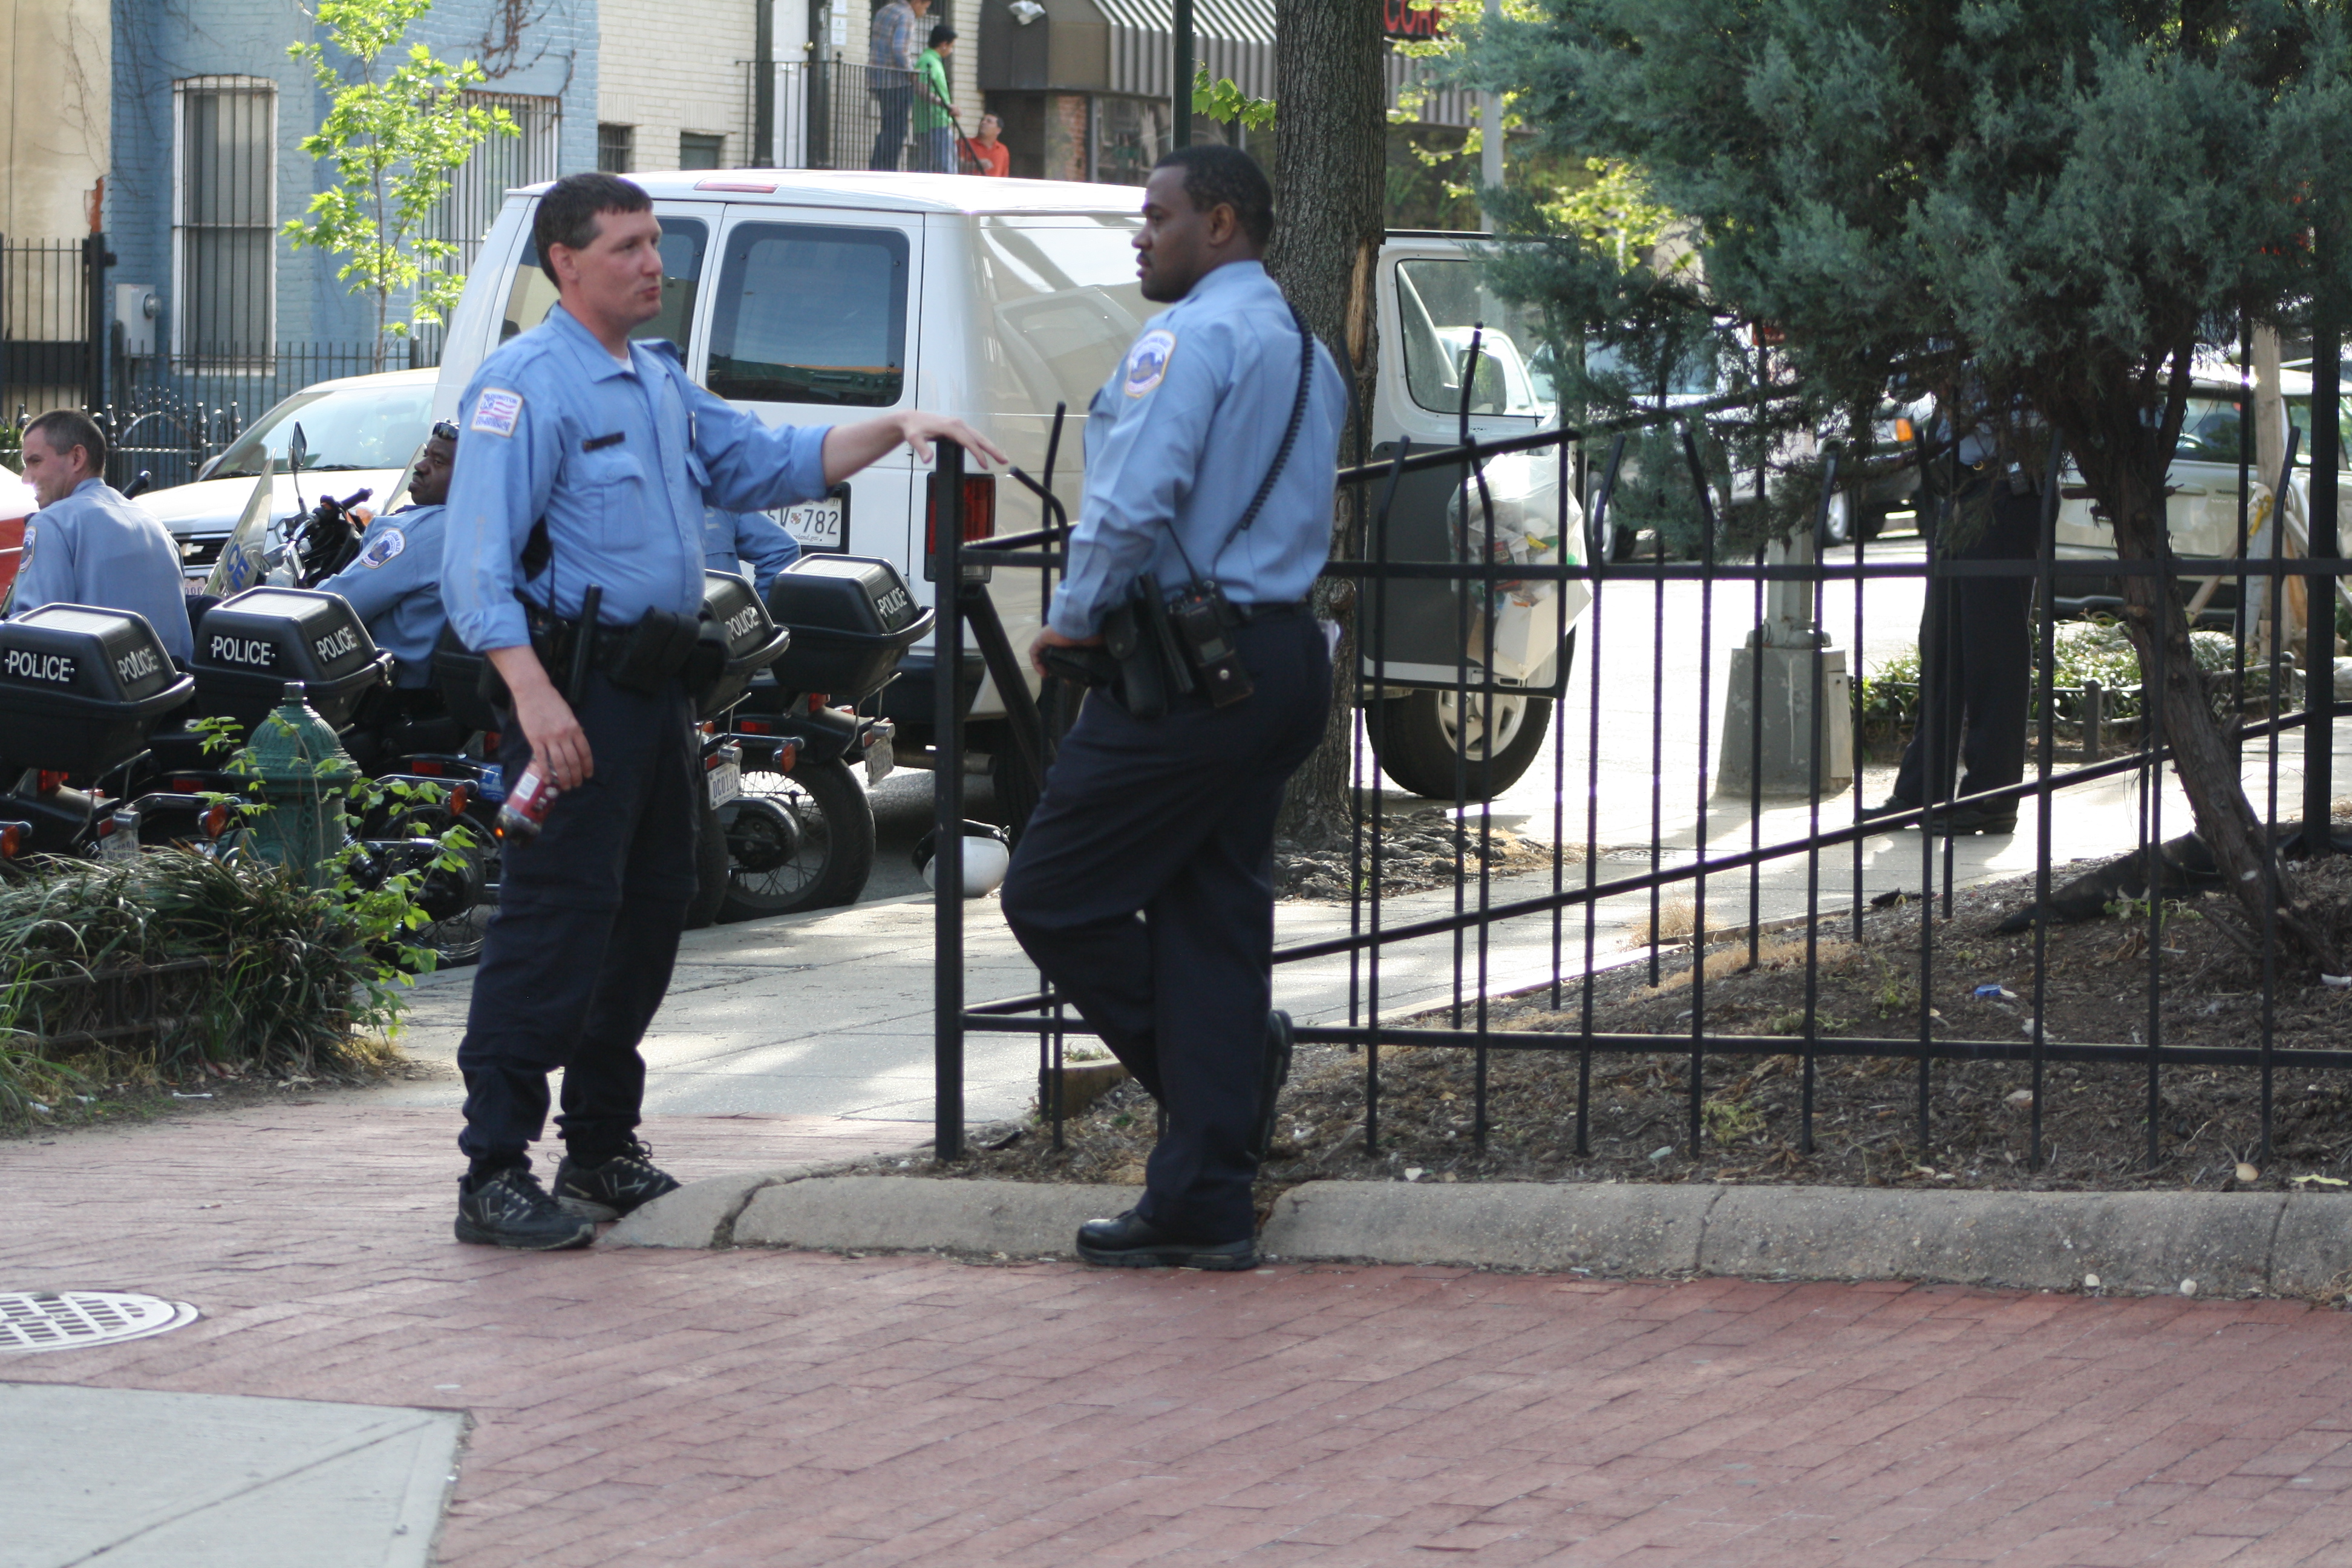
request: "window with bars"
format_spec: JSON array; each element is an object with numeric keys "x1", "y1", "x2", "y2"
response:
[
  {"x1": 173, "y1": 76, "x2": 275, "y2": 366},
  {"x1": 434, "y1": 93, "x2": 561, "y2": 278},
  {"x1": 680, "y1": 132, "x2": 727, "y2": 170},
  {"x1": 598, "y1": 122, "x2": 635, "y2": 173}
]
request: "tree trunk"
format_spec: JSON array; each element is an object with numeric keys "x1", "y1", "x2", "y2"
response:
[
  {"x1": 2067, "y1": 405, "x2": 2342, "y2": 973},
  {"x1": 1265, "y1": 0, "x2": 1385, "y2": 847}
]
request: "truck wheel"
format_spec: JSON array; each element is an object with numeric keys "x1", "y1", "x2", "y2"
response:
[
  {"x1": 685, "y1": 793, "x2": 730, "y2": 929},
  {"x1": 717, "y1": 757, "x2": 875, "y2": 920}
]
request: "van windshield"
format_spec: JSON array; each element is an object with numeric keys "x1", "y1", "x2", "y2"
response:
[
  {"x1": 499, "y1": 218, "x2": 708, "y2": 350},
  {"x1": 707, "y1": 223, "x2": 909, "y2": 407},
  {"x1": 2175, "y1": 394, "x2": 2352, "y2": 469}
]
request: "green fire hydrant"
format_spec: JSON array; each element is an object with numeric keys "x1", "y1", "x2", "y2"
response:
[{"x1": 240, "y1": 682, "x2": 358, "y2": 888}]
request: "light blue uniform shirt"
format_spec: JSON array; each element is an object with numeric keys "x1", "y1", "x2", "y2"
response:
[
  {"x1": 7, "y1": 477, "x2": 194, "y2": 662},
  {"x1": 318, "y1": 503, "x2": 448, "y2": 688},
  {"x1": 702, "y1": 504, "x2": 800, "y2": 595},
  {"x1": 441, "y1": 303, "x2": 834, "y2": 652},
  {"x1": 1050, "y1": 260, "x2": 1347, "y2": 639}
]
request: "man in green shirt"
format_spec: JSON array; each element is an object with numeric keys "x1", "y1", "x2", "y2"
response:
[{"x1": 914, "y1": 25, "x2": 958, "y2": 173}]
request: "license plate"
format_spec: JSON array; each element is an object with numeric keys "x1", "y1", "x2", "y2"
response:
[
  {"x1": 865, "y1": 746, "x2": 893, "y2": 787},
  {"x1": 776, "y1": 495, "x2": 846, "y2": 552},
  {"x1": 707, "y1": 758, "x2": 741, "y2": 808},
  {"x1": 98, "y1": 823, "x2": 141, "y2": 864}
]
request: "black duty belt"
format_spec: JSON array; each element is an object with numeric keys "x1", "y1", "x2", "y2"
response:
[{"x1": 1232, "y1": 601, "x2": 1310, "y2": 624}]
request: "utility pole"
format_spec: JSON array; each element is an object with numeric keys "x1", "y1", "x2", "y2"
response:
[
  {"x1": 1173, "y1": 0, "x2": 1194, "y2": 148},
  {"x1": 754, "y1": 0, "x2": 776, "y2": 166},
  {"x1": 1478, "y1": 0, "x2": 1501, "y2": 228}
]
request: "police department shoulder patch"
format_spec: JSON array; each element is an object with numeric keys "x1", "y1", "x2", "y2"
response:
[
  {"x1": 16, "y1": 522, "x2": 32, "y2": 569},
  {"x1": 359, "y1": 527, "x2": 407, "y2": 568},
  {"x1": 471, "y1": 387, "x2": 523, "y2": 437},
  {"x1": 1123, "y1": 329, "x2": 1177, "y2": 398}
]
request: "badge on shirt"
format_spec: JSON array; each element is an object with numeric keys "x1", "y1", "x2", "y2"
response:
[
  {"x1": 359, "y1": 528, "x2": 407, "y2": 568},
  {"x1": 1123, "y1": 329, "x2": 1177, "y2": 398},
  {"x1": 471, "y1": 388, "x2": 524, "y2": 437}
]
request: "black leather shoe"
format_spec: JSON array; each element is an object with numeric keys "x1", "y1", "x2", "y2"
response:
[
  {"x1": 554, "y1": 1139, "x2": 682, "y2": 1221},
  {"x1": 455, "y1": 1166, "x2": 596, "y2": 1250},
  {"x1": 1076, "y1": 1210, "x2": 1259, "y2": 1270},
  {"x1": 1933, "y1": 801, "x2": 2018, "y2": 837},
  {"x1": 1250, "y1": 1010, "x2": 1295, "y2": 1162},
  {"x1": 1860, "y1": 796, "x2": 1920, "y2": 824}
]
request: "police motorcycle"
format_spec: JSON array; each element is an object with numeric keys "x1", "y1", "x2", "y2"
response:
[{"x1": 700, "y1": 555, "x2": 932, "y2": 920}]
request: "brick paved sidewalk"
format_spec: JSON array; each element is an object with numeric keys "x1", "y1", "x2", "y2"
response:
[{"x1": 7, "y1": 1104, "x2": 2352, "y2": 1566}]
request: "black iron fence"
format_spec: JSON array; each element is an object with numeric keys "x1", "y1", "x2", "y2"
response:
[
  {"x1": 747, "y1": 59, "x2": 978, "y2": 174},
  {"x1": 930, "y1": 365, "x2": 2352, "y2": 1189}
]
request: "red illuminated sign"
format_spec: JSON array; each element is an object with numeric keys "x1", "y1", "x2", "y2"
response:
[{"x1": 1383, "y1": 0, "x2": 1443, "y2": 39}]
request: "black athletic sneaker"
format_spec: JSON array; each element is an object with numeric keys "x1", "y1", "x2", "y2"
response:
[
  {"x1": 455, "y1": 1166, "x2": 596, "y2": 1250},
  {"x1": 1251, "y1": 1010, "x2": 1296, "y2": 1162},
  {"x1": 554, "y1": 1139, "x2": 682, "y2": 1221}
]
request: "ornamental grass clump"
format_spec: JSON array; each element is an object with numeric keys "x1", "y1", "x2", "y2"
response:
[{"x1": 0, "y1": 851, "x2": 411, "y2": 1127}]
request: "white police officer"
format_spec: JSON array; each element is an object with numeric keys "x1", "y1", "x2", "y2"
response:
[
  {"x1": 1000, "y1": 145, "x2": 1347, "y2": 1270},
  {"x1": 442, "y1": 172, "x2": 1001, "y2": 1249},
  {"x1": 316, "y1": 419, "x2": 457, "y2": 688},
  {"x1": 7, "y1": 410, "x2": 194, "y2": 663},
  {"x1": 701, "y1": 501, "x2": 799, "y2": 594}
]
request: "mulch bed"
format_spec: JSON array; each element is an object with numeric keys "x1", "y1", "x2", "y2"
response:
[
  {"x1": 907, "y1": 855, "x2": 2352, "y2": 1204},
  {"x1": 1274, "y1": 809, "x2": 1561, "y2": 900}
]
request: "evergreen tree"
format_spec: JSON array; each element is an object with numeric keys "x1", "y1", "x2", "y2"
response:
[{"x1": 1467, "y1": 0, "x2": 2352, "y2": 965}]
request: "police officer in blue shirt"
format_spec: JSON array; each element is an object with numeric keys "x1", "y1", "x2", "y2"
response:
[
  {"x1": 999, "y1": 146, "x2": 1347, "y2": 1271},
  {"x1": 7, "y1": 410, "x2": 194, "y2": 663},
  {"x1": 442, "y1": 172, "x2": 1002, "y2": 1249},
  {"x1": 316, "y1": 420, "x2": 456, "y2": 688},
  {"x1": 702, "y1": 501, "x2": 799, "y2": 593}
]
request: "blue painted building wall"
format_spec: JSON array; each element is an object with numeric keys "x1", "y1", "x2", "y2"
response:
[{"x1": 108, "y1": 0, "x2": 598, "y2": 359}]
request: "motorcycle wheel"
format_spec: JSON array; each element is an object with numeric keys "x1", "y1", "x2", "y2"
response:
[{"x1": 717, "y1": 756, "x2": 874, "y2": 920}]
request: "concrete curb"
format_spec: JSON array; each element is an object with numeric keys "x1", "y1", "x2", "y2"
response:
[{"x1": 611, "y1": 1172, "x2": 2352, "y2": 1296}]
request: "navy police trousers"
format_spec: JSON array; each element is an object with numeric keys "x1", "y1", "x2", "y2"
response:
[
  {"x1": 457, "y1": 671, "x2": 701, "y2": 1168},
  {"x1": 1001, "y1": 612, "x2": 1331, "y2": 1243}
]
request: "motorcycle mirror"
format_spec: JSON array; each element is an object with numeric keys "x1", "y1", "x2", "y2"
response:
[{"x1": 287, "y1": 422, "x2": 309, "y2": 516}]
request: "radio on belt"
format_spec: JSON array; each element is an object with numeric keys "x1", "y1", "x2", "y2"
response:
[
  {"x1": 191, "y1": 586, "x2": 393, "y2": 733},
  {"x1": 0, "y1": 603, "x2": 194, "y2": 776}
]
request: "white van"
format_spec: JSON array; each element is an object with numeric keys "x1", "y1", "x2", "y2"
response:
[{"x1": 433, "y1": 172, "x2": 1583, "y2": 798}]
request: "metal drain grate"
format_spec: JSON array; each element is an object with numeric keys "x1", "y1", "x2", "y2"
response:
[{"x1": 0, "y1": 1291, "x2": 198, "y2": 1353}]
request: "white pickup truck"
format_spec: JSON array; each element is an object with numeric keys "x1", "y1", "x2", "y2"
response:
[{"x1": 433, "y1": 172, "x2": 1584, "y2": 799}]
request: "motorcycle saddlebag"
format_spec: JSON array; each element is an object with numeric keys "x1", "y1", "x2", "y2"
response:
[
  {"x1": 695, "y1": 570, "x2": 792, "y2": 720},
  {"x1": 0, "y1": 604, "x2": 194, "y2": 776},
  {"x1": 761, "y1": 555, "x2": 935, "y2": 701},
  {"x1": 192, "y1": 586, "x2": 391, "y2": 734}
]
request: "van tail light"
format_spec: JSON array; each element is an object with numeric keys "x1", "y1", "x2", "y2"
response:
[
  {"x1": 925, "y1": 472, "x2": 998, "y2": 556},
  {"x1": 0, "y1": 822, "x2": 27, "y2": 859}
]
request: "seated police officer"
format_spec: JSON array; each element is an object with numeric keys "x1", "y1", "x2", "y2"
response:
[
  {"x1": 702, "y1": 501, "x2": 799, "y2": 595},
  {"x1": 315, "y1": 420, "x2": 457, "y2": 690},
  {"x1": 6, "y1": 410, "x2": 194, "y2": 663},
  {"x1": 1000, "y1": 146, "x2": 1347, "y2": 1270},
  {"x1": 441, "y1": 172, "x2": 1002, "y2": 1249}
]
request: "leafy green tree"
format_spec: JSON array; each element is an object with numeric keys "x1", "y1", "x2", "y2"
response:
[
  {"x1": 284, "y1": 0, "x2": 515, "y2": 368},
  {"x1": 1466, "y1": 0, "x2": 2352, "y2": 965}
]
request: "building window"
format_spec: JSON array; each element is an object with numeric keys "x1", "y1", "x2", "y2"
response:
[
  {"x1": 434, "y1": 93, "x2": 561, "y2": 279},
  {"x1": 680, "y1": 132, "x2": 727, "y2": 170},
  {"x1": 598, "y1": 123, "x2": 635, "y2": 173},
  {"x1": 172, "y1": 76, "x2": 275, "y2": 365}
]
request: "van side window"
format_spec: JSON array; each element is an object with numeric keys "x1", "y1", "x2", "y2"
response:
[
  {"x1": 707, "y1": 224, "x2": 908, "y2": 407},
  {"x1": 1396, "y1": 259, "x2": 1552, "y2": 419},
  {"x1": 499, "y1": 218, "x2": 709, "y2": 348}
]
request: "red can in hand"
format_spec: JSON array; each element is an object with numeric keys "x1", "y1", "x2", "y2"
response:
[{"x1": 496, "y1": 761, "x2": 559, "y2": 841}]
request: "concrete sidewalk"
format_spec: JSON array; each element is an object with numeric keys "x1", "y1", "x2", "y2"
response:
[{"x1": 10, "y1": 1102, "x2": 2352, "y2": 1566}]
